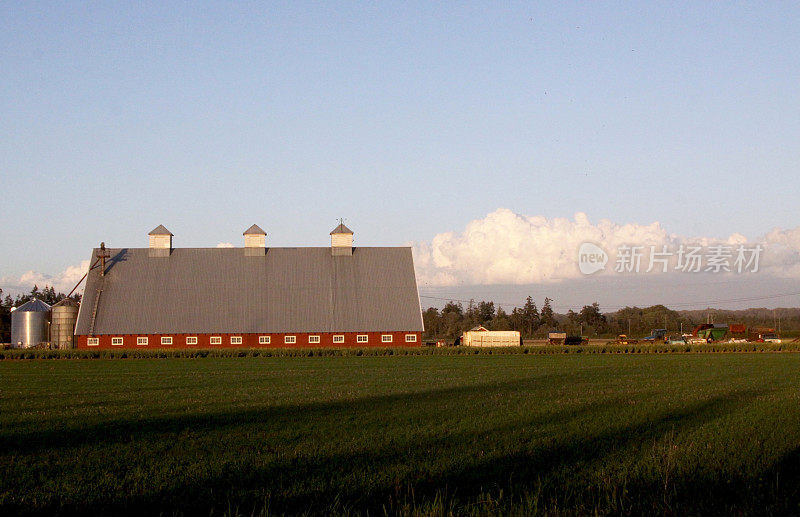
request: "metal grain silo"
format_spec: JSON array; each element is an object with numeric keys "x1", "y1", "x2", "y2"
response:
[
  {"x1": 10, "y1": 299, "x2": 51, "y2": 348},
  {"x1": 51, "y1": 299, "x2": 79, "y2": 349}
]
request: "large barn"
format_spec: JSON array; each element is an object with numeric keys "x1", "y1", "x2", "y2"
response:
[{"x1": 74, "y1": 223, "x2": 424, "y2": 348}]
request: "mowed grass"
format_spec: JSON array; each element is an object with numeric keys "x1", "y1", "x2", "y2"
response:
[{"x1": 2, "y1": 354, "x2": 800, "y2": 516}]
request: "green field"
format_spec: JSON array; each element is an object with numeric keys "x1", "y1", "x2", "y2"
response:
[{"x1": 3, "y1": 354, "x2": 800, "y2": 516}]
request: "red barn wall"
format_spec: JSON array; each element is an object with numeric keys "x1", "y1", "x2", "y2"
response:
[{"x1": 76, "y1": 331, "x2": 422, "y2": 349}]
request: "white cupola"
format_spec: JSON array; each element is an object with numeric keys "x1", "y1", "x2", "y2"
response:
[{"x1": 330, "y1": 221, "x2": 353, "y2": 256}]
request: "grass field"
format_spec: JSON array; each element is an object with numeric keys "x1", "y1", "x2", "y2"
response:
[{"x1": 3, "y1": 354, "x2": 800, "y2": 515}]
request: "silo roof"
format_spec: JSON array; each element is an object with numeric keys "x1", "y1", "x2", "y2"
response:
[
  {"x1": 53, "y1": 298, "x2": 79, "y2": 307},
  {"x1": 15, "y1": 299, "x2": 51, "y2": 312}
]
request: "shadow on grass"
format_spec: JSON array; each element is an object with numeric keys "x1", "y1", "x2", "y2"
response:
[
  {"x1": 3, "y1": 379, "x2": 786, "y2": 516},
  {"x1": 1, "y1": 372, "x2": 571, "y2": 453},
  {"x1": 615, "y1": 442, "x2": 800, "y2": 515},
  {"x1": 147, "y1": 387, "x2": 769, "y2": 516}
]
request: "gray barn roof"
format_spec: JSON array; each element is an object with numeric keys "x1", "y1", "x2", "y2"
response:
[{"x1": 75, "y1": 247, "x2": 423, "y2": 335}]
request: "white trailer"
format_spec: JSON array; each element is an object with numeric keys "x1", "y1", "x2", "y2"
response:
[{"x1": 462, "y1": 328, "x2": 521, "y2": 347}]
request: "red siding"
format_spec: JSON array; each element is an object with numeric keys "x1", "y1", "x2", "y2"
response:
[{"x1": 76, "y1": 331, "x2": 422, "y2": 349}]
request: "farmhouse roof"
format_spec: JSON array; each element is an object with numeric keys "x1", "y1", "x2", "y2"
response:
[{"x1": 75, "y1": 246, "x2": 423, "y2": 335}]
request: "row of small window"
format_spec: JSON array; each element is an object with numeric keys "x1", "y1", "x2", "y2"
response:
[{"x1": 87, "y1": 334, "x2": 419, "y2": 346}]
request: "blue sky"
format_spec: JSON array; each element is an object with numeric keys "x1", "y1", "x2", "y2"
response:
[{"x1": 2, "y1": 2, "x2": 799, "y2": 307}]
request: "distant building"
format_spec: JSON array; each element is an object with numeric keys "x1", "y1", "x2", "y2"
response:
[{"x1": 74, "y1": 223, "x2": 424, "y2": 348}]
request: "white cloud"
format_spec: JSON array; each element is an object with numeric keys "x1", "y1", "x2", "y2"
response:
[
  {"x1": 4, "y1": 212, "x2": 800, "y2": 297},
  {"x1": 413, "y1": 208, "x2": 800, "y2": 286},
  {"x1": 761, "y1": 226, "x2": 800, "y2": 277},
  {"x1": 1, "y1": 260, "x2": 91, "y2": 298}
]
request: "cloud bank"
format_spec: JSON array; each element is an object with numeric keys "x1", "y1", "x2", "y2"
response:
[
  {"x1": 3, "y1": 209, "x2": 800, "y2": 297},
  {"x1": 413, "y1": 208, "x2": 800, "y2": 286},
  {"x1": 0, "y1": 260, "x2": 91, "y2": 298}
]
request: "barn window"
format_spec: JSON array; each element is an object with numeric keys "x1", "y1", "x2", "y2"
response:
[
  {"x1": 381, "y1": 335, "x2": 392, "y2": 343},
  {"x1": 333, "y1": 335, "x2": 344, "y2": 343},
  {"x1": 186, "y1": 336, "x2": 198, "y2": 345},
  {"x1": 136, "y1": 337, "x2": 148, "y2": 346},
  {"x1": 308, "y1": 335, "x2": 320, "y2": 344},
  {"x1": 405, "y1": 334, "x2": 417, "y2": 343},
  {"x1": 161, "y1": 336, "x2": 173, "y2": 345},
  {"x1": 230, "y1": 336, "x2": 242, "y2": 345},
  {"x1": 87, "y1": 338, "x2": 99, "y2": 346},
  {"x1": 357, "y1": 335, "x2": 368, "y2": 343},
  {"x1": 210, "y1": 336, "x2": 222, "y2": 345},
  {"x1": 259, "y1": 336, "x2": 270, "y2": 344},
  {"x1": 285, "y1": 335, "x2": 296, "y2": 344},
  {"x1": 111, "y1": 337, "x2": 124, "y2": 346}
]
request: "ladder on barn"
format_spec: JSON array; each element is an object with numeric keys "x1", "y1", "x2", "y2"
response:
[
  {"x1": 88, "y1": 281, "x2": 104, "y2": 337},
  {"x1": 88, "y1": 243, "x2": 110, "y2": 337}
]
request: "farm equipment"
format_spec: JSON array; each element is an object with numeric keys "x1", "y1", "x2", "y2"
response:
[
  {"x1": 697, "y1": 324, "x2": 728, "y2": 342},
  {"x1": 564, "y1": 335, "x2": 589, "y2": 346},
  {"x1": 667, "y1": 335, "x2": 687, "y2": 345},
  {"x1": 643, "y1": 329, "x2": 668, "y2": 343},
  {"x1": 616, "y1": 334, "x2": 638, "y2": 344},
  {"x1": 690, "y1": 324, "x2": 729, "y2": 343},
  {"x1": 748, "y1": 327, "x2": 780, "y2": 343},
  {"x1": 548, "y1": 332, "x2": 567, "y2": 345}
]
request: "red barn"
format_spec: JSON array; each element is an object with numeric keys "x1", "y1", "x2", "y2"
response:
[{"x1": 74, "y1": 223, "x2": 424, "y2": 348}]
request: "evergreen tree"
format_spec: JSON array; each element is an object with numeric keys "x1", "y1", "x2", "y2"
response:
[
  {"x1": 491, "y1": 307, "x2": 511, "y2": 330},
  {"x1": 540, "y1": 297, "x2": 556, "y2": 329},
  {"x1": 477, "y1": 301, "x2": 495, "y2": 323},
  {"x1": 579, "y1": 302, "x2": 609, "y2": 334},
  {"x1": 522, "y1": 296, "x2": 539, "y2": 337}
]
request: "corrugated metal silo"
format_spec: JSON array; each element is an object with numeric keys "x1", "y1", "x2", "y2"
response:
[
  {"x1": 10, "y1": 299, "x2": 51, "y2": 348},
  {"x1": 51, "y1": 299, "x2": 79, "y2": 349}
]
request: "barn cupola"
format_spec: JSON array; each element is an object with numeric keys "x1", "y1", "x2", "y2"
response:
[
  {"x1": 243, "y1": 224, "x2": 266, "y2": 256},
  {"x1": 330, "y1": 221, "x2": 353, "y2": 256},
  {"x1": 148, "y1": 225, "x2": 173, "y2": 257}
]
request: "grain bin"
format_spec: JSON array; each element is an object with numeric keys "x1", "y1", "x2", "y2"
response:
[
  {"x1": 51, "y1": 298, "x2": 79, "y2": 349},
  {"x1": 10, "y1": 299, "x2": 51, "y2": 348}
]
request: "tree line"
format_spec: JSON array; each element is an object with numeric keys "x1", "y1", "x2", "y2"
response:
[
  {"x1": 422, "y1": 298, "x2": 800, "y2": 341},
  {"x1": 423, "y1": 296, "x2": 559, "y2": 340}
]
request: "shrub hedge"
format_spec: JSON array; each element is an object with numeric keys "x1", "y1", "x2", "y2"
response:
[{"x1": 2, "y1": 341, "x2": 799, "y2": 360}]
